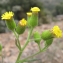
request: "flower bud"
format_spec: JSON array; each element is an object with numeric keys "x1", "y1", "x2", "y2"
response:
[
  {"x1": 27, "y1": 12, "x2": 32, "y2": 17},
  {"x1": 27, "y1": 7, "x2": 40, "y2": 28},
  {"x1": 33, "y1": 31, "x2": 41, "y2": 43},
  {"x1": 31, "y1": 7, "x2": 40, "y2": 13},
  {"x1": 51, "y1": 26, "x2": 62, "y2": 38},
  {"x1": 45, "y1": 38, "x2": 53, "y2": 47},
  {"x1": 41, "y1": 30, "x2": 53, "y2": 40},
  {"x1": 16, "y1": 18, "x2": 27, "y2": 35},
  {"x1": 27, "y1": 13, "x2": 38, "y2": 28},
  {"x1": 27, "y1": 12, "x2": 32, "y2": 23},
  {"x1": 5, "y1": 19, "x2": 16, "y2": 30},
  {"x1": 1, "y1": 11, "x2": 16, "y2": 30}
]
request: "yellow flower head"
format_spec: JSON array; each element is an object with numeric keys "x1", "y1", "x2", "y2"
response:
[
  {"x1": 52, "y1": 26, "x2": 62, "y2": 38},
  {"x1": 1, "y1": 11, "x2": 14, "y2": 20},
  {"x1": 27, "y1": 12, "x2": 32, "y2": 16},
  {"x1": 31, "y1": 7, "x2": 40, "y2": 12},
  {"x1": 19, "y1": 18, "x2": 27, "y2": 26}
]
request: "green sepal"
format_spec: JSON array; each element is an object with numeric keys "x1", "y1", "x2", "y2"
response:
[
  {"x1": 33, "y1": 31, "x2": 41, "y2": 44},
  {"x1": 27, "y1": 16, "x2": 31, "y2": 21},
  {"x1": 16, "y1": 24, "x2": 25, "y2": 35},
  {"x1": 5, "y1": 19, "x2": 16, "y2": 30},
  {"x1": 0, "y1": 44, "x2": 2, "y2": 52},
  {"x1": 41, "y1": 30, "x2": 53, "y2": 40},
  {"x1": 45, "y1": 38, "x2": 53, "y2": 47},
  {"x1": 27, "y1": 13, "x2": 38, "y2": 28}
]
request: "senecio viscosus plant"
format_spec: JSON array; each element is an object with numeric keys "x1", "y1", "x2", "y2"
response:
[{"x1": 0, "y1": 7, "x2": 62, "y2": 63}]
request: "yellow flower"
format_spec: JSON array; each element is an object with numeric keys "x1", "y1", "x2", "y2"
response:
[
  {"x1": 19, "y1": 18, "x2": 27, "y2": 26},
  {"x1": 52, "y1": 26, "x2": 62, "y2": 38},
  {"x1": 1, "y1": 11, "x2": 14, "y2": 20},
  {"x1": 27, "y1": 12, "x2": 32, "y2": 16},
  {"x1": 31, "y1": 7, "x2": 40, "y2": 12}
]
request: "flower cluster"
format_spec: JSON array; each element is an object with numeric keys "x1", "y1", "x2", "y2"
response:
[{"x1": 1, "y1": 7, "x2": 62, "y2": 63}]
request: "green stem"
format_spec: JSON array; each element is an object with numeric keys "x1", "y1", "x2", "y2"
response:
[
  {"x1": 13, "y1": 30, "x2": 18, "y2": 38},
  {"x1": 22, "y1": 28, "x2": 33, "y2": 51},
  {"x1": 13, "y1": 30, "x2": 21, "y2": 50},
  {"x1": 38, "y1": 43, "x2": 41, "y2": 51},
  {"x1": 16, "y1": 51, "x2": 22, "y2": 63},
  {"x1": 16, "y1": 28, "x2": 33, "y2": 63},
  {"x1": 29, "y1": 38, "x2": 41, "y2": 42},
  {"x1": 21, "y1": 46, "x2": 48, "y2": 63}
]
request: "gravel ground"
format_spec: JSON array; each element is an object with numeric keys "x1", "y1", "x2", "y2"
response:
[{"x1": 0, "y1": 21, "x2": 63, "y2": 63}]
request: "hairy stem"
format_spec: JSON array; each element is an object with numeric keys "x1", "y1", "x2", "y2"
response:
[
  {"x1": 16, "y1": 28, "x2": 33, "y2": 63},
  {"x1": 13, "y1": 30, "x2": 21, "y2": 50},
  {"x1": 21, "y1": 46, "x2": 48, "y2": 63}
]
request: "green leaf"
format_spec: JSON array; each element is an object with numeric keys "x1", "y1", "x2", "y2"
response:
[{"x1": 45, "y1": 38, "x2": 53, "y2": 47}]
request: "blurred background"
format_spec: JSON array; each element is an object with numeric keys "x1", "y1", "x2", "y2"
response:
[{"x1": 0, "y1": 0, "x2": 63, "y2": 63}]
